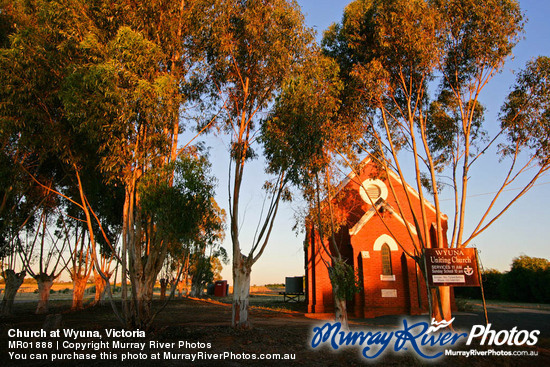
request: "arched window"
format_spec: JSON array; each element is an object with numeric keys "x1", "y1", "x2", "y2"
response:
[{"x1": 381, "y1": 244, "x2": 392, "y2": 275}]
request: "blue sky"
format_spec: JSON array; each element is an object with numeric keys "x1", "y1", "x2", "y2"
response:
[{"x1": 207, "y1": 0, "x2": 550, "y2": 285}]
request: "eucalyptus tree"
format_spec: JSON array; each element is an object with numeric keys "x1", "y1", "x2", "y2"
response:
[
  {"x1": 0, "y1": 0, "x2": 68, "y2": 280},
  {"x1": 0, "y1": 130, "x2": 68, "y2": 315},
  {"x1": 0, "y1": 0, "x2": 100, "y2": 314},
  {"x1": 0, "y1": 147, "x2": 40, "y2": 315},
  {"x1": 1, "y1": 0, "x2": 218, "y2": 328},
  {"x1": 0, "y1": 269, "x2": 25, "y2": 316},
  {"x1": 202, "y1": 0, "x2": 314, "y2": 329},
  {"x1": 93, "y1": 251, "x2": 116, "y2": 305},
  {"x1": 18, "y1": 203, "x2": 69, "y2": 314},
  {"x1": 70, "y1": 1, "x2": 218, "y2": 329},
  {"x1": 262, "y1": 52, "x2": 363, "y2": 328},
  {"x1": 187, "y1": 200, "x2": 226, "y2": 297},
  {"x1": 133, "y1": 153, "x2": 218, "y2": 327},
  {"x1": 68, "y1": 225, "x2": 93, "y2": 311},
  {"x1": 322, "y1": 0, "x2": 549, "y2": 321}
]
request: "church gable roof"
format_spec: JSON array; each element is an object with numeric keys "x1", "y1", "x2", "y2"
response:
[{"x1": 334, "y1": 158, "x2": 444, "y2": 237}]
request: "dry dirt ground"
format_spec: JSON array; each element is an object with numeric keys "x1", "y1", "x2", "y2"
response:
[{"x1": 1, "y1": 293, "x2": 549, "y2": 367}]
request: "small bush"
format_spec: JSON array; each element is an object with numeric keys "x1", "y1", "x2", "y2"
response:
[
  {"x1": 454, "y1": 256, "x2": 550, "y2": 304},
  {"x1": 482, "y1": 269, "x2": 503, "y2": 300},
  {"x1": 500, "y1": 256, "x2": 550, "y2": 303}
]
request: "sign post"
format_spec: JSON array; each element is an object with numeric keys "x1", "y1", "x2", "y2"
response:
[{"x1": 475, "y1": 249, "x2": 489, "y2": 325}]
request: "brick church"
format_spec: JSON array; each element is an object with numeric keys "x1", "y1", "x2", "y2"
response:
[{"x1": 305, "y1": 159, "x2": 449, "y2": 318}]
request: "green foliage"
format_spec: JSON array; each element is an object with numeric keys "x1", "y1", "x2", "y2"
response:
[
  {"x1": 61, "y1": 27, "x2": 178, "y2": 183},
  {"x1": 500, "y1": 56, "x2": 550, "y2": 166},
  {"x1": 262, "y1": 52, "x2": 343, "y2": 188},
  {"x1": 139, "y1": 153, "x2": 217, "y2": 246},
  {"x1": 332, "y1": 0, "x2": 441, "y2": 113},
  {"x1": 322, "y1": 0, "x2": 525, "y2": 167},
  {"x1": 454, "y1": 257, "x2": 550, "y2": 304},
  {"x1": 426, "y1": 90, "x2": 487, "y2": 169},
  {"x1": 454, "y1": 268, "x2": 502, "y2": 300},
  {"x1": 480, "y1": 268, "x2": 503, "y2": 300},
  {"x1": 1, "y1": 0, "x2": 222, "y2": 328},
  {"x1": 210, "y1": 256, "x2": 224, "y2": 281},
  {"x1": 190, "y1": 254, "x2": 215, "y2": 291},
  {"x1": 327, "y1": 259, "x2": 361, "y2": 301},
  {"x1": 434, "y1": 0, "x2": 523, "y2": 91},
  {"x1": 204, "y1": 0, "x2": 315, "y2": 159},
  {"x1": 500, "y1": 255, "x2": 550, "y2": 303},
  {"x1": 0, "y1": 0, "x2": 124, "y2": 259}
]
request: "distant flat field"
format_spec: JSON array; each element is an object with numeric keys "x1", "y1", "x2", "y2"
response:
[{"x1": 2, "y1": 283, "x2": 289, "y2": 304}]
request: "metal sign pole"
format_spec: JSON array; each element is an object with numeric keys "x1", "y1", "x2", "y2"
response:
[{"x1": 475, "y1": 249, "x2": 489, "y2": 326}]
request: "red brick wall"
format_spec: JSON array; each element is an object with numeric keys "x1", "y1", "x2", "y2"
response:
[{"x1": 306, "y1": 160, "x2": 443, "y2": 317}]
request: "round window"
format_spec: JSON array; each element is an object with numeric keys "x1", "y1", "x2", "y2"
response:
[
  {"x1": 359, "y1": 179, "x2": 388, "y2": 204},
  {"x1": 365, "y1": 184, "x2": 381, "y2": 201}
]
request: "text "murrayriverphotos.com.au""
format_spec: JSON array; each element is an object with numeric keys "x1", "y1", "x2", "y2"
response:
[{"x1": 310, "y1": 318, "x2": 540, "y2": 360}]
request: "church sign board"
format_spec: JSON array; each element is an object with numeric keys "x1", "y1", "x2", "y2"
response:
[{"x1": 424, "y1": 248, "x2": 480, "y2": 287}]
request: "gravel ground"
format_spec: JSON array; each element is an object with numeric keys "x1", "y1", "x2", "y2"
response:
[{"x1": 1, "y1": 296, "x2": 548, "y2": 367}]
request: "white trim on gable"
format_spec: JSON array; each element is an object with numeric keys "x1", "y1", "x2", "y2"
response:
[
  {"x1": 348, "y1": 201, "x2": 418, "y2": 237},
  {"x1": 385, "y1": 206, "x2": 418, "y2": 236},
  {"x1": 387, "y1": 170, "x2": 437, "y2": 214},
  {"x1": 334, "y1": 158, "x2": 371, "y2": 196},
  {"x1": 349, "y1": 206, "x2": 377, "y2": 236},
  {"x1": 335, "y1": 157, "x2": 442, "y2": 218},
  {"x1": 373, "y1": 234, "x2": 399, "y2": 251}
]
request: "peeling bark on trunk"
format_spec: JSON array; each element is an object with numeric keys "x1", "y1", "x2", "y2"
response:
[
  {"x1": 333, "y1": 284, "x2": 349, "y2": 331},
  {"x1": 232, "y1": 263, "x2": 251, "y2": 329},
  {"x1": 71, "y1": 275, "x2": 88, "y2": 310},
  {"x1": 35, "y1": 274, "x2": 54, "y2": 314},
  {"x1": 130, "y1": 274, "x2": 156, "y2": 329},
  {"x1": 190, "y1": 279, "x2": 202, "y2": 298},
  {"x1": 93, "y1": 270, "x2": 111, "y2": 305},
  {"x1": 1, "y1": 270, "x2": 26, "y2": 315}
]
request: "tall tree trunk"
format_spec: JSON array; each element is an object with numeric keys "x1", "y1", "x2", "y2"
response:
[
  {"x1": 121, "y1": 188, "x2": 131, "y2": 323},
  {"x1": 190, "y1": 277, "x2": 202, "y2": 297},
  {"x1": 93, "y1": 269, "x2": 111, "y2": 305},
  {"x1": 130, "y1": 273, "x2": 157, "y2": 329},
  {"x1": 1, "y1": 270, "x2": 26, "y2": 315},
  {"x1": 112, "y1": 260, "x2": 118, "y2": 294},
  {"x1": 177, "y1": 279, "x2": 186, "y2": 298},
  {"x1": 332, "y1": 283, "x2": 349, "y2": 330},
  {"x1": 35, "y1": 273, "x2": 54, "y2": 314},
  {"x1": 432, "y1": 286, "x2": 452, "y2": 322},
  {"x1": 432, "y1": 225, "x2": 452, "y2": 322},
  {"x1": 159, "y1": 278, "x2": 168, "y2": 301},
  {"x1": 71, "y1": 274, "x2": 88, "y2": 310},
  {"x1": 232, "y1": 258, "x2": 251, "y2": 329}
]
